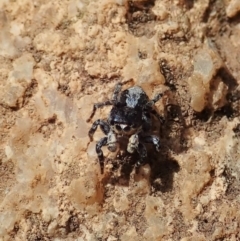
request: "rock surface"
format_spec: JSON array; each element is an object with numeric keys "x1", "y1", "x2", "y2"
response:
[{"x1": 0, "y1": 0, "x2": 240, "y2": 240}]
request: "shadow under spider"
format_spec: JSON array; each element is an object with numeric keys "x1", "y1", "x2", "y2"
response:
[
  {"x1": 103, "y1": 152, "x2": 138, "y2": 187},
  {"x1": 103, "y1": 148, "x2": 180, "y2": 194},
  {"x1": 149, "y1": 152, "x2": 180, "y2": 193}
]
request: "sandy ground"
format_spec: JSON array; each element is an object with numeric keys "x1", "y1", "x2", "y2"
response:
[{"x1": 0, "y1": 0, "x2": 240, "y2": 240}]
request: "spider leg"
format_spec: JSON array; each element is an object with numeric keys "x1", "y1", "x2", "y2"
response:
[
  {"x1": 112, "y1": 79, "x2": 133, "y2": 103},
  {"x1": 96, "y1": 137, "x2": 108, "y2": 174},
  {"x1": 112, "y1": 83, "x2": 123, "y2": 103},
  {"x1": 88, "y1": 119, "x2": 110, "y2": 141},
  {"x1": 150, "y1": 93, "x2": 163, "y2": 105},
  {"x1": 150, "y1": 109, "x2": 165, "y2": 124},
  {"x1": 87, "y1": 100, "x2": 112, "y2": 122},
  {"x1": 142, "y1": 112, "x2": 152, "y2": 132},
  {"x1": 127, "y1": 134, "x2": 149, "y2": 167},
  {"x1": 135, "y1": 143, "x2": 148, "y2": 167},
  {"x1": 144, "y1": 93, "x2": 165, "y2": 124},
  {"x1": 107, "y1": 131, "x2": 118, "y2": 152},
  {"x1": 145, "y1": 93, "x2": 163, "y2": 110},
  {"x1": 127, "y1": 134, "x2": 139, "y2": 153},
  {"x1": 142, "y1": 135, "x2": 160, "y2": 152}
]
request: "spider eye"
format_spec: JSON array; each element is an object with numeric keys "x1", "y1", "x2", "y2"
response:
[
  {"x1": 131, "y1": 123, "x2": 137, "y2": 128},
  {"x1": 123, "y1": 126, "x2": 131, "y2": 132},
  {"x1": 110, "y1": 120, "x2": 115, "y2": 125},
  {"x1": 115, "y1": 125, "x2": 121, "y2": 131}
]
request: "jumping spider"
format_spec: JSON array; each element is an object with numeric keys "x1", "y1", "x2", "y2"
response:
[{"x1": 87, "y1": 81, "x2": 164, "y2": 173}]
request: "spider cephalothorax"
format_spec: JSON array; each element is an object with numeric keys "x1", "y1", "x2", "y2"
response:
[{"x1": 87, "y1": 81, "x2": 164, "y2": 173}]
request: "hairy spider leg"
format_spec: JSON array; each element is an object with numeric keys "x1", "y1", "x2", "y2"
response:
[
  {"x1": 142, "y1": 135, "x2": 160, "y2": 152},
  {"x1": 96, "y1": 137, "x2": 108, "y2": 174},
  {"x1": 144, "y1": 92, "x2": 165, "y2": 124},
  {"x1": 135, "y1": 143, "x2": 148, "y2": 167},
  {"x1": 145, "y1": 93, "x2": 163, "y2": 108},
  {"x1": 151, "y1": 93, "x2": 163, "y2": 104},
  {"x1": 87, "y1": 100, "x2": 112, "y2": 122},
  {"x1": 112, "y1": 83, "x2": 123, "y2": 102},
  {"x1": 150, "y1": 109, "x2": 165, "y2": 124},
  {"x1": 127, "y1": 134, "x2": 139, "y2": 153},
  {"x1": 88, "y1": 119, "x2": 110, "y2": 141},
  {"x1": 107, "y1": 131, "x2": 118, "y2": 152},
  {"x1": 112, "y1": 79, "x2": 133, "y2": 103},
  {"x1": 142, "y1": 112, "x2": 152, "y2": 132}
]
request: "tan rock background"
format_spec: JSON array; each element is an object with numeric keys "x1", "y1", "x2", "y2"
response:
[{"x1": 0, "y1": 0, "x2": 240, "y2": 240}]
